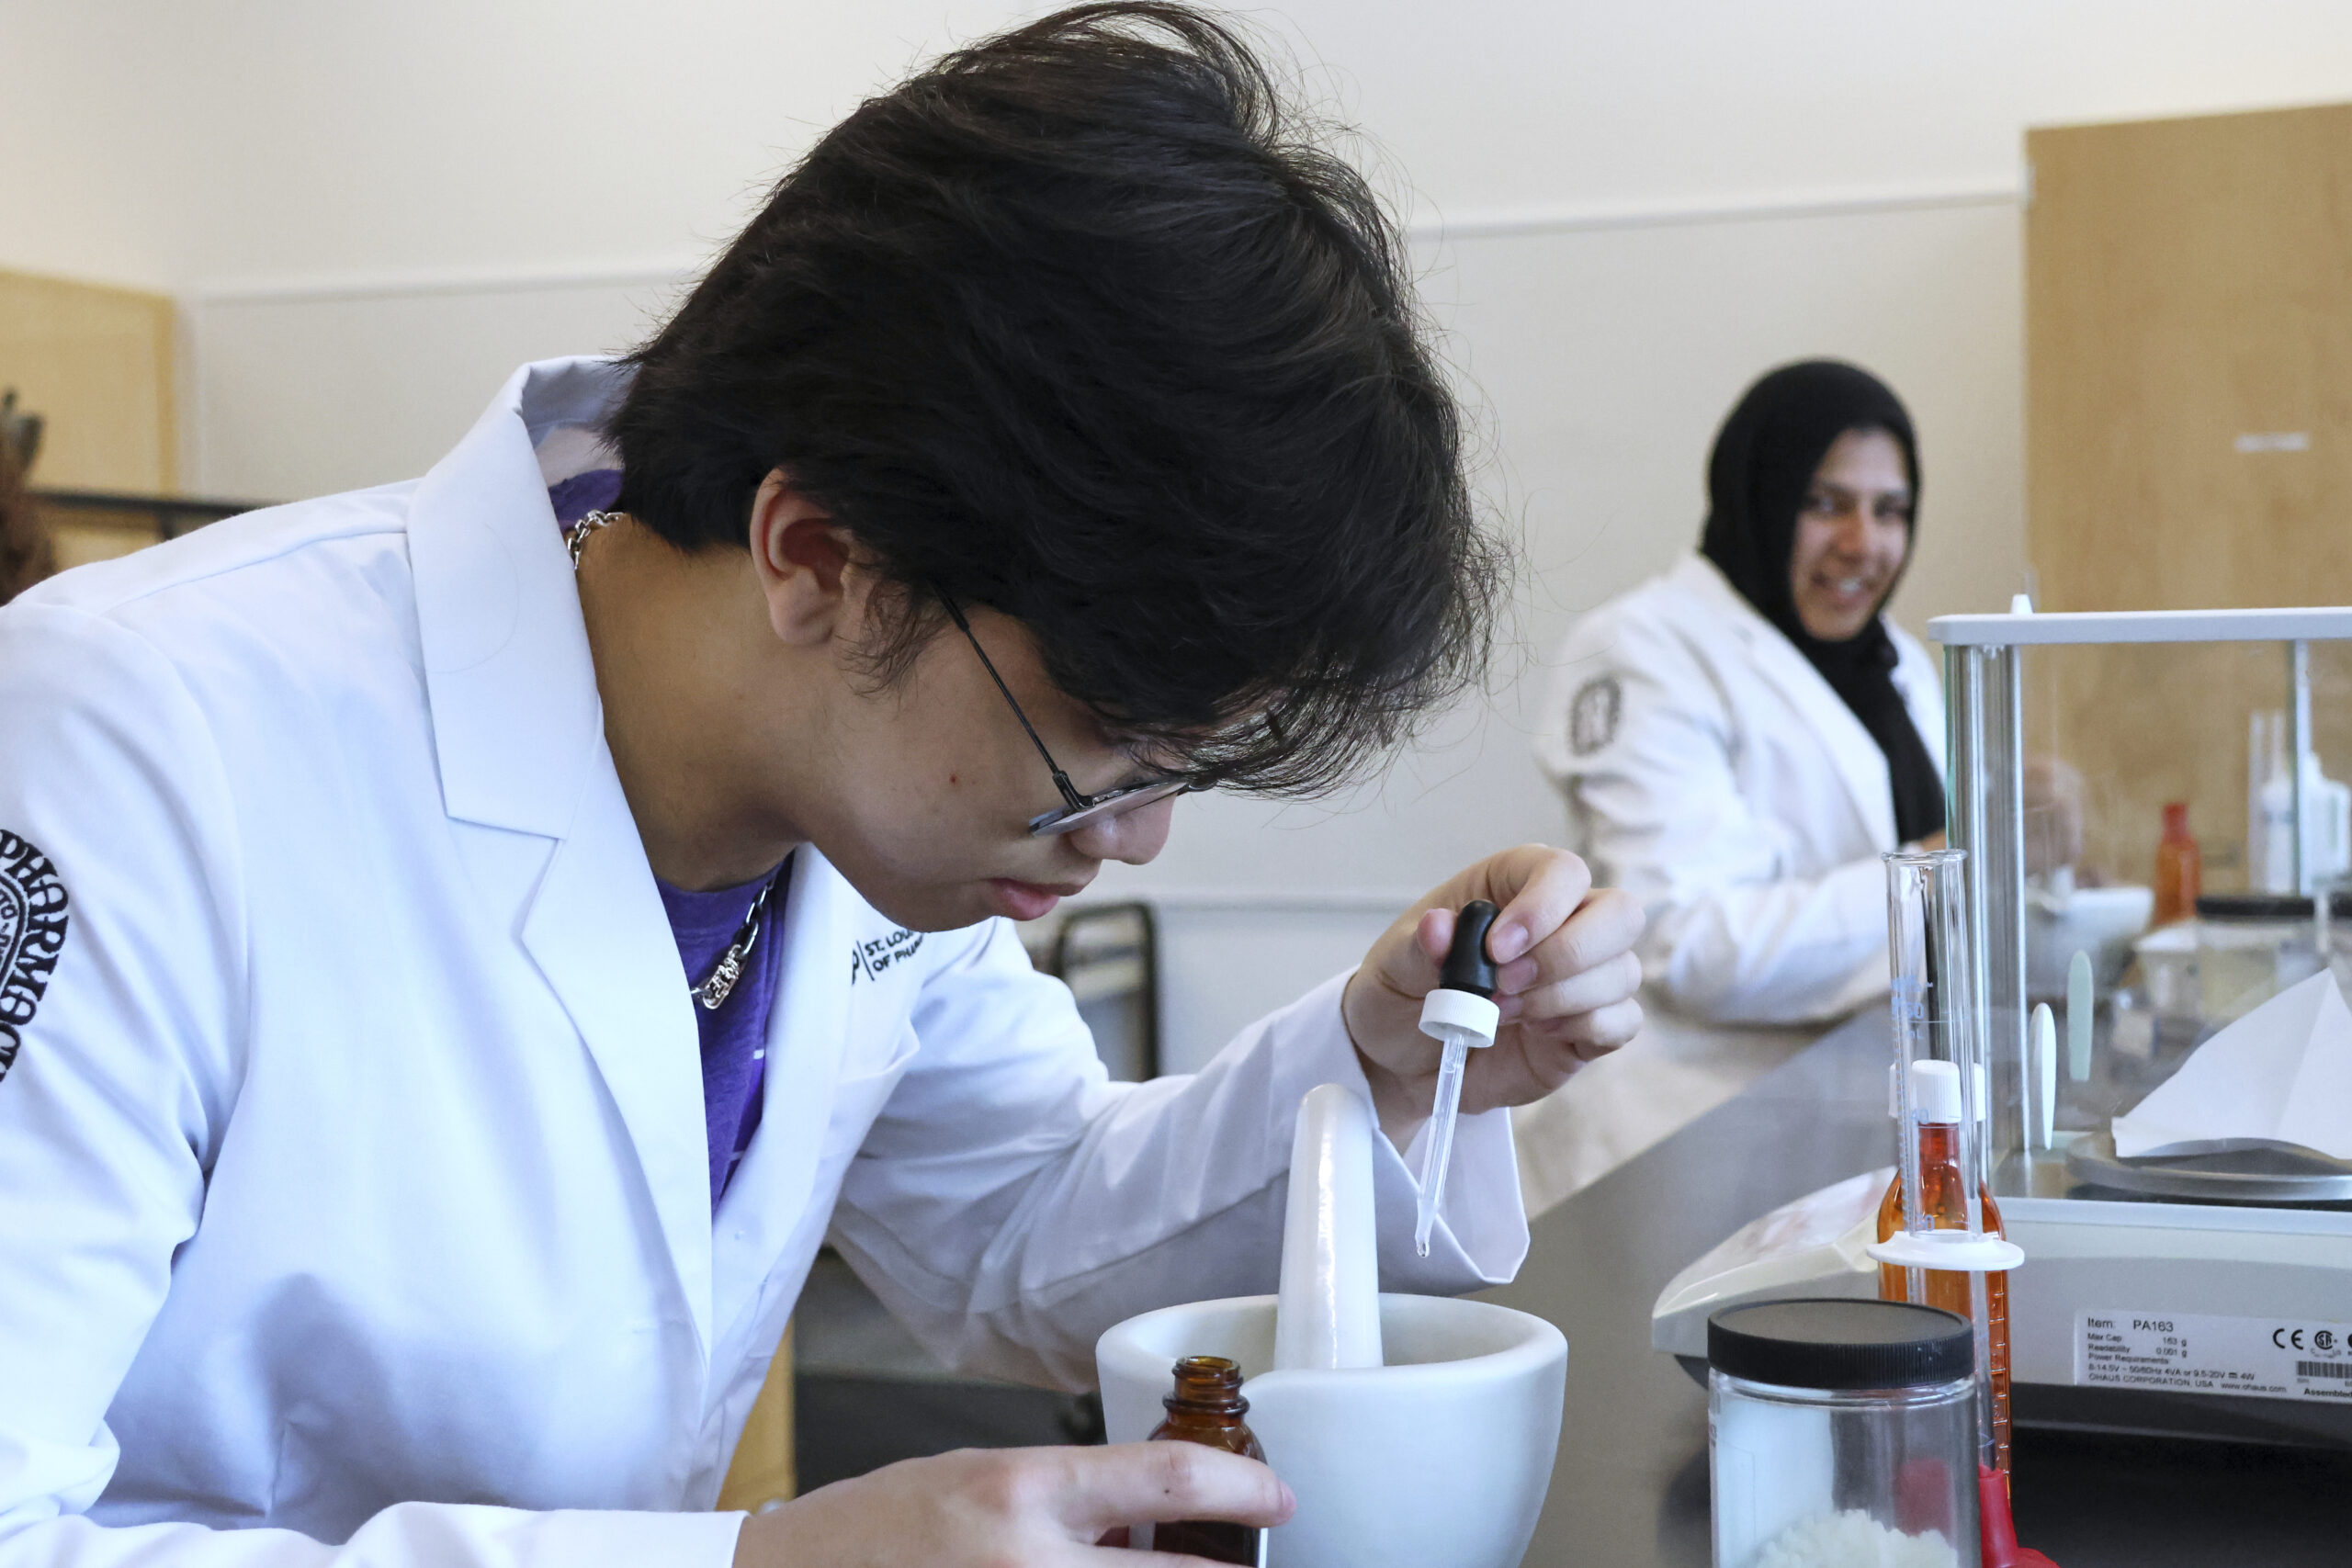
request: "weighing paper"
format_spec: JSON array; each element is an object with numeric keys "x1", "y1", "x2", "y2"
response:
[{"x1": 2111, "y1": 972, "x2": 2352, "y2": 1161}]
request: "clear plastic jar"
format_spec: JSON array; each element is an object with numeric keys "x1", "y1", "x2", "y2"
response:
[{"x1": 1709, "y1": 1298, "x2": 1977, "y2": 1568}]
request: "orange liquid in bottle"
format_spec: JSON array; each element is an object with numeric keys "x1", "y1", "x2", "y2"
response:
[
  {"x1": 2154, "y1": 801, "x2": 2201, "y2": 926},
  {"x1": 1878, "y1": 1120, "x2": 2012, "y2": 1477}
]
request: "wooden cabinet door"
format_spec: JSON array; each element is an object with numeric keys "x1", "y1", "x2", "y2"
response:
[{"x1": 2026, "y1": 103, "x2": 2352, "y2": 886}]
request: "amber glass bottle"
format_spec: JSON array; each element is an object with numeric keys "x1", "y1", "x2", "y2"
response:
[
  {"x1": 2154, "y1": 801, "x2": 2201, "y2": 926},
  {"x1": 1878, "y1": 1117, "x2": 2012, "y2": 1476},
  {"x1": 1147, "y1": 1357, "x2": 1266, "y2": 1566}
]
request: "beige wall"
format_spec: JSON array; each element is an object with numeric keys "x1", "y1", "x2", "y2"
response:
[{"x1": 11, "y1": 2, "x2": 2352, "y2": 290}]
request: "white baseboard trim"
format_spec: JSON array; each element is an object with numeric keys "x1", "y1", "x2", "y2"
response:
[
  {"x1": 1412, "y1": 177, "x2": 2023, "y2": 243},
  {"x1": 189, "y1": 256, "x2": 707, "y2": 308},
  {"x1": 183, "y1": 176, "x2": 2025, "y2": 308}
]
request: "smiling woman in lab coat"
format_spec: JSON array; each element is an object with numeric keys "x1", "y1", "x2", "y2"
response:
[
  {"x1": 0, "y1": 9, "x2": 1645, "y2": 1568},
  {"x1": 1516, "y1": 361, "x2": 1942, "y2": 1211}
]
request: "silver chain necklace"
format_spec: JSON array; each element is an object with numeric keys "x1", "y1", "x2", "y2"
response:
[
  {"x1": 565, "y1": 508, "x2": 619, "y2": 567},
  {"x1": 568, "y1": 508, "x2": 779, "y2": 1010},
  {"x1": 693, "y1": 871, "x2": 782, "y2": 1010}
]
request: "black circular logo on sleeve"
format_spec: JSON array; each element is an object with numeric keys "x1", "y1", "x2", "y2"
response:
[{"x1": 0, "y1": 831, "x2": 69, "y2": 1081}]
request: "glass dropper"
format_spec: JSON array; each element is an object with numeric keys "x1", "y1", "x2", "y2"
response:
[{"x1": 1414, "y1": 901, "x2": 1502, "y2": 1257}]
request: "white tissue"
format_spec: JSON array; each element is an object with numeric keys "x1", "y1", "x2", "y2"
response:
[{"x1": 2111, "y1": 971, "x2": 2352, "y2": 1161}]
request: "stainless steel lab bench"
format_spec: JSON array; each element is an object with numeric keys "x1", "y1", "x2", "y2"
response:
[{"x1": 1481, "y1": 1008, "x2": 2352, "y2": 1566}]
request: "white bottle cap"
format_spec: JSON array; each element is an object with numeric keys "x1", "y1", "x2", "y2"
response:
[
  {"x1": 1908, "y1": 1059, "x2": 1963, "y2": 1123},
  {"x1": 1890, "y1": 1060, "x2": 1987, "y2": 1122}
]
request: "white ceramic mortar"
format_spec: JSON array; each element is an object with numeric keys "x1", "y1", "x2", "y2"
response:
[{"x1": 1095, "y1": 1085, "x2": 1567, "y2": 1568}]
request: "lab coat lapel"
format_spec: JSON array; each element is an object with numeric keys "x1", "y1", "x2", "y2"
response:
[
  {"x1": 1676, "y1": 555, "x2": 1899, "y2": 849},
  {"x1": 712, "y1": 850, "x2": 855, "y2": 1339},
  {"x1": 410, "y1": 357, "x2": 717, "y2": 1365},
  {"x1": 410, "y1": 357, "x2": 628, "y2": 839},
  {"x1": 521, "y1": 774, "x2": 716, "y2": 1365}
]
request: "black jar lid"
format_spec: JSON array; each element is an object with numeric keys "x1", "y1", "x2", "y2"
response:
[
  {"x1": 1708, "y1": 1298, "x2": 1973, "y2": 1390},
  {"x1": 2197, "y1": 891, "x2": 2352, "y2": 921}
]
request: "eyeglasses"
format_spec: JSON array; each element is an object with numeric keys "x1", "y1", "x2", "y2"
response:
[{"x1": 938, "y1": 592, "x2": 1194, "y2": 838}]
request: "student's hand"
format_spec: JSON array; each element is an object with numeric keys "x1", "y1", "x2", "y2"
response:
[
  {"x1": 732, "y1": 1442, "x2": 1293, "y2": 1567},
  {"x1": 1342, "y1": 844, "x2": 1645, "y2": 1147}
]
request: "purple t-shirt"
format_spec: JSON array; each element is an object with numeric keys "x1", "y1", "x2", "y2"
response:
[
  {"x1": 658, "y1": 870, "x2": 787, "y2": 1204},
  {"x1": 552, "y1": 466, "x2": 782, "y2": 1207}
]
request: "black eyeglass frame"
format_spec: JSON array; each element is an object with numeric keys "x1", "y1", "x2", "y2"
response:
[{"x1": 936, "y1": 592, "x2": 1195, "y2": 838}]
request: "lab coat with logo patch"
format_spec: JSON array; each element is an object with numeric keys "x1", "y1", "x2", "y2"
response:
[
  {"x1": 1510, "y1": 554, "x2": 1942, "y2": 1215},
  {"x1": 1536, "y1": 552, "x2": 1945, "y2": 1026},
  {"x1": 0, "y1": 358, "x2": 1525, "y2": 1568}
]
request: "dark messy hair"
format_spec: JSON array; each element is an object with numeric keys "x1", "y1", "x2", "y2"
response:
[{"x1": 610, "y1": 3, "x2": 1498, "y2": 795}]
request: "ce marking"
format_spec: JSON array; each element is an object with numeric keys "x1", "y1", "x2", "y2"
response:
[{"x1": 2273, "y1": 1326, "x2": 2310, "y2": 1350}]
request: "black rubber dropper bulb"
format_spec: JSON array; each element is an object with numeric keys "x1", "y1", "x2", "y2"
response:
[{"x1": 1440, "y1": 899, "x2": 1500, "y2": 998}]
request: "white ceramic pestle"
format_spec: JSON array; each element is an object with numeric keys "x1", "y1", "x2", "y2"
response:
[
  {"x1": 1272, "y1": 1082, "x2": 1384, "y2": 1372},
  {"x1": 1096, "y1": 1084, "x2": 1568, "y2": 1568}
]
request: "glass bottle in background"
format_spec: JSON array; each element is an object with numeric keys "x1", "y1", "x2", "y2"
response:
[
  {"x1": 1147, "y1": 1357, "x2": 1268, "y2": 1566},
  {"x1": 1878, "y1": 1060, "x2": 2012, "y2": 1477},
  {"x1": 2154, "y1": 801, "x2": 2201, "y2": 925},
  {"x1": 2250, "y1": 713, "x2": 2297, "y2": 895}
]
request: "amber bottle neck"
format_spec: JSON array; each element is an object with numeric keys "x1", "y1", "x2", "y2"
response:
[
  {"x1": 1165, "y1": 1358, "x2": 1250, "y2": 1419},
  {"x1": 1908, "y1": 1119, "x2": 2002, "y2": 1218},
  {"x1": 1915, "y1": 1120, "x2": 1961, "y2": 1164}
]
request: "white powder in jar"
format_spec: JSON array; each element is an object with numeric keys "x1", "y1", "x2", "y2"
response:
[{"x1": 1752, "y1": 1508, "x2": 1961, "y2": 1568}]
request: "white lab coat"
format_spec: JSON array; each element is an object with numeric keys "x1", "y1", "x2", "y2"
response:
[
  {"x1": 1512, "y1": 552, "x2": 1942, "y2": 1213},
  {"x1": 0, "y1": 357, "x2": 1525, "y2": 1568}
]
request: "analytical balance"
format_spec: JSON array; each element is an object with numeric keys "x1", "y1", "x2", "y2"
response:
[{"x1": 1654, "y1": 605, "x2": 2352, "y2": 1448}]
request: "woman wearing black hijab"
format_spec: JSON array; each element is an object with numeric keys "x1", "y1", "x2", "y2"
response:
[
  {"x1": 1697, "y1": 361, "x2": 1944, "y2": 845},
  {"x1": 1518, "y1": 361, "x2": 1945, "y2": 1209}
]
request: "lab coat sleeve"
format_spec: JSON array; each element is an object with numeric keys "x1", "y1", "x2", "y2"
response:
[
  {"x1": 0, "y1": 604, "x2": 743, "y2": 1568},
  {"x1": 1539, "y1": 613, "x2": 1887, "y2": 1026},
  {"x1": 827, "y1": 925, "x2": 1529, "y2": 1390}
]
